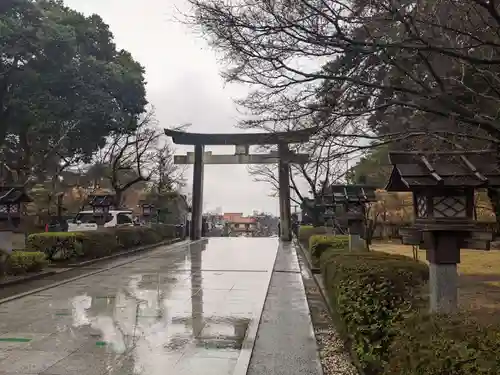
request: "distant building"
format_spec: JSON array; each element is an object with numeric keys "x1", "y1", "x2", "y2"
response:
[{"x1": 223, "y1": 213, "x2": 259, "y2": 235}]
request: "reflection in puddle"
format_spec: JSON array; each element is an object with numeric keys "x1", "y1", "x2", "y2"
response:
[{"x1": 66, "y1": 242, "x2": 254, "y2": 374}]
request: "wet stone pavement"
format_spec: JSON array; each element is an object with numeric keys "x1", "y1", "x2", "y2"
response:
[{"x1": 0, "y1": 238, "x2": 279, "y2": 375}]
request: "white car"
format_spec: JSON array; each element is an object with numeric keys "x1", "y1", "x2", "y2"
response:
[{"x1": 67, "y1": 210, "x2": 134, "y2": 232}]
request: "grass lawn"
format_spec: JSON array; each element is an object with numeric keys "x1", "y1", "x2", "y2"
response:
[{"x1": 371, "y1": 242, "x2": 500, "y2": 312}]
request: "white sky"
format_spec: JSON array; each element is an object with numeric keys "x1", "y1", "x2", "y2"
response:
[{"x1": 64, "y1": 0, "x2": 281, "y2": 215}]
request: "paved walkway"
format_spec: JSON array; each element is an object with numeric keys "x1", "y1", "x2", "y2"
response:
[{"x1": 0, "y1": 238, "x2": 320, "y2": 375}]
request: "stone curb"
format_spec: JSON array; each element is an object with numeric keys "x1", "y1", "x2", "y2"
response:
[
  {"x1": 0, "y1": 239, "x2": 200, "y2": 305},
  {"x1": 232, "y1": 239, "x2": 280, "y2": 375},
  {"x1": 296, "y1": 239, "x2": 321, "y2": 274},
  {"x1": 0, "y1": 269, "x2": 60, "y2": 288},
  {"x1": 295, "y1": 238, "x2": 366, "y2": 375},
  {"x1": 294, "y1": 238, "x2": 336, "y2": 327}
]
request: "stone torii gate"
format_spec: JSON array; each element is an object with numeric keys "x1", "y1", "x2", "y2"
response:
[{"x1": 164, "y1": 128, "x2": 317, "y2": 241}]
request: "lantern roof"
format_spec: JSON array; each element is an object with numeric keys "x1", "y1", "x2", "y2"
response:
[
  {"x1": 386, "y1": 150, "x2": 500, "y2": 191},
  {"x1": 88, "y1": 194, "x2": 115, "y2": 206},
  {"x1": 0, "y1": 187, "x2": 32, "y2": 204},
  {"x1": 323, "y1": 184, "x2": 377, "y2": 203}
]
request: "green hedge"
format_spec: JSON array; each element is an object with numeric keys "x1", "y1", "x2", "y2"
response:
[
  {"x1": 27, "y1": 224, "x2": 178, "y2": 262},
  {"x1": 6, "y1": 251, "x2": 48, "y2": 275},
  {"x1": 298, "y1": 225, "x2": 328, "y2": 244},
  {"x1": 27, "y1": 232, "x2": 84, "y2": 260},
  {"x1": 385, "y1": 312, "x2": 500, "y2": 375},
  {"x1": 320, "y1": 249, "x2": 429, "y2": 375},
  {"x1": 309, "y1": 234, "x2": 349, "y2": 260}
]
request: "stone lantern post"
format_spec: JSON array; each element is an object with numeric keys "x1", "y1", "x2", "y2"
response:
[{"x1": 386, "y1": 151, "x2": 500, "y2": 313}]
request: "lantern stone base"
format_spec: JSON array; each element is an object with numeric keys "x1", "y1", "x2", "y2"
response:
[
  {"x1": 349, "y1": 234, "x2": 366, "y2": 252},
  {"x1": 429, "y1": 263, "x2": 458, "y2": 313},
  {"x1": 0, "y1": 230, "x2": 14, "y2": 253}
]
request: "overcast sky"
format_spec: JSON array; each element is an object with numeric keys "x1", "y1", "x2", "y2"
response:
[{"x1": 63, "y1": 0, "x2": 283, "y2": 215}]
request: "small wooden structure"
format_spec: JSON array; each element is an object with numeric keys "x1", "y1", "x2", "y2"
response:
[
  {"x1": 88, "y1": 194, "x2": 115, "y2": 214},
  {"x1": 87, "y1": 194, "x2": 115, "y2": 226},
  {"x1": 0, "y1": 187, "x2": 32, "y2": 252},
  {"x1": 386, "y1": 150, "x2": 500, "y2": 313},
  {"x1": 139, "y1": 201, "x2": 156, "y2": 223},
  {"x1": 325, "y1": 184, "x2": 377, "y2": 236}
]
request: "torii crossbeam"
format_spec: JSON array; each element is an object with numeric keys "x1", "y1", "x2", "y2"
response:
[{"x1": 164, "y1": 128, "x2": 317, "y2": 241}]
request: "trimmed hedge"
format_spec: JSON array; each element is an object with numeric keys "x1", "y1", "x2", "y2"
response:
[
  {"x1": 385, "y1": 312, "x2": 500, "y2": 375},
  {"x1": 6, "y1": 251, "x2": 48, "y2": 275},
  {"x1": 298, "y1": 225, "x2": 328, "y2": 244},
  {"x1": 320, "y1": 249, "x2": 429, "y2": 375},
  {"x1": 27, "y1": 232, "x2": 84, "y2": 260},
  {"x1": 27, "y1": 224, "x2": 178, "y2": 262},
  {"x1": 309, "y1": 234, "x2": 349, "y2": 260}
]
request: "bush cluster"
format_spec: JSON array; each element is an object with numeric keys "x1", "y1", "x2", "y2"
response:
[
  {"x1": 386, "y1": 312, "x2": 500, "y2": 375},
  {"x1": 27, "y1": 224, "x2": 178, "y2": 262},
  {"x1": 309, "y1": 234, "x2": 349, "y2": 261},
  {"x1": 5, "y1": 251, "x2": 48, "y2": 275},
  {"x1": 297, "y1": 225, "x2": 328, "y2": 245},
  {"x1": 320, "y1": 249, "x2": 429, "y2": 374},
  {"x1": 314, "y1": 234, "x2": 500, "y2": 375}
]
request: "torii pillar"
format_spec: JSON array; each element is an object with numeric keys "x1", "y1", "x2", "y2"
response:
[
  {"x1": 278, "y1": 143, "x2": 292, "y2": 241},
  {"x1": 191, "y1": 144, "x2": 205, "y2": 241},
  {"x1": 164, "y1": 128, "x2": 317, "y2": 241}
]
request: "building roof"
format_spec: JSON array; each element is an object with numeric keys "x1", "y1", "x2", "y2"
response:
[
  {"x1": 88, "y1": 194, "x2": 115, "y2": 206},
  {"x1": 322, "y1": 184, "x2": 377, "y2": 203},
  {"x1": 164, "y1": 128, "x2": 318, "y2": 145},
  {"x1": 386, "y1": 150, "x2": 500, "y2": 191},
  {"x1": 231, "y1": 217, "x2": 256, "y2": 224}
]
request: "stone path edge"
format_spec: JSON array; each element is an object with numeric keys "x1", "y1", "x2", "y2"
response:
[
  {"x1": 232, "y1": 240, "x2": 281, "y2": 375},
  {"x1": 0, "y1": 239, "x2": 202, "y2": 306},
  {"x1": 0, "y1": 238, "x2": 183, "y2": 289},
  {"x1": 0, "y1": 269, "x2": 60, "y2": 288},
  {"x1": 294, "y1": 238, "x2": 366, "y2": 375}
]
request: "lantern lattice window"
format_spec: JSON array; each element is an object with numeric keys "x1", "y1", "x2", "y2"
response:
[
  {"x1": 0, "y1": 205, "x2": 9, "y2": 214},
  {"x1": 433, "y1": 196, "x2": 467, "y2": 218},
  {"x1": 347, "y1": 203, "x2": 363, "y2": 214},
  {"x1": 9, "y1": 204, "x2": 18, "y2": 213},
  {"x1": 416, "y1": 196, "x2": 427, "y2": 218}
]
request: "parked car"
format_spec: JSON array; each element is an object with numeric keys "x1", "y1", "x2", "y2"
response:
[{"x1": 67, "y1": 210, "x2": 134, "y2": 232}]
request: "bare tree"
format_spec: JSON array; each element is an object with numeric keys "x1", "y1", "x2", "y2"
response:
[
  {"x1": 92, "y1": 110, "x2": 161, "y2": 206},
  {"x1": 150, "y1": 142, "x2": 186, "y2": 193},
  {"x1": 249, "y1": 131, "x2": 352, "y2": 203},
  {"x1": 185, "y1": 0, "x2": 500, "y2": 142}
]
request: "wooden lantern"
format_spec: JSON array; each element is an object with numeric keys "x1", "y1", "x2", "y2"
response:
[
  {"x1": 0, "y1": 187, "x2": 32, "y2": 252},
  {"x1": 0, "y1": 187, "x2": 31, "y2": 225},
  {"x1": 386, "y1": 150, "x2": 500, "y2": 313},
  {"x1": 328, "y1": 184, "x2": 377, "y2": 237},
  {"x1": 141, "y1": 203, "x2": 155, "y2": 216},
  {"x1": 88, "y1": 194, "x2": 115, "y2": 216}
]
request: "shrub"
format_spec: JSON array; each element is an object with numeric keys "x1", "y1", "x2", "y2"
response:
[
  {"x1": 27, "y1": 224, "x2": 179, "y2": 262},
  {"x1": 151, "y1": 223, "x2": 177, "y2": 239},
  {"x1": 320, "y1": 250, "x2": 429, "y2": 375},
  {"x1": 6, "y1": 251, "x2": 48, "y2": 275},
  {"x1": 27, "y1": 232, "x2": 84, "y2": 261},
  {"x1": 113, "y1": 226, "x2": 162, "y2": 249},
  {"x1": 385, "y1": 312, "x2": 500, "y2": 375},
  {"x1": 78, "y1": 230, "x2": 119, "y2": 259},
  {"x1": 309, "y1": 234, "x2": 349, "y2": 260},
  {"x1": 298, "y1": 225, "x2": 328, "y2": 244}
]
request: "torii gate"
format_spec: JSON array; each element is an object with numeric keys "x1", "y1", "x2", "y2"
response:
[{"x1": 164, "y1": 128, "x2": 316, "y2": 241}]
